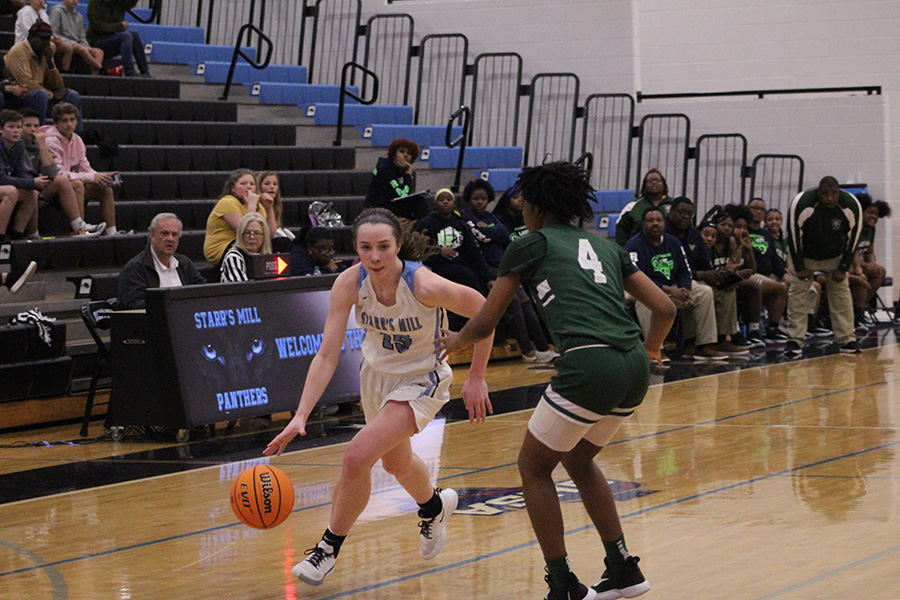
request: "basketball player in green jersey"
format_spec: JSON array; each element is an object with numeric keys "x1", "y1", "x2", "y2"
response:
[{"x1": 437, "y1": 162, "x2": 675, "y2": 600}]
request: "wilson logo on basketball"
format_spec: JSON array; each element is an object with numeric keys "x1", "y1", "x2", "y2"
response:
[
  {"x1": 259, "y1": 472, "x2": 274, "y2": 514},
  {"x1": 454, "y1": 479, "x2": 656, "y2": 516}
]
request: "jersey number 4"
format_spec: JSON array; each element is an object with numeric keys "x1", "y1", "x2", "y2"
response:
[
  {"x1": 536, "y1": 239, "x2": 608, "y2": 307},
  {"x1": 382, "y1": 333, "x2": 412, "y2": 354},
  {"x1": 577, "y1": 239, "x2": 607, "y2": 283}
]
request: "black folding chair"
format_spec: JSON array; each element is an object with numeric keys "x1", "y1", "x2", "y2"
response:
[{"x1": 80, "y1": 300, "x2": 115, "y2": 437}]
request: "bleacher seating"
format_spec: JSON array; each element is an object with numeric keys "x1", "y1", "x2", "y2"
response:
[{"x1": 198, "y1": 62, "x2": 308, "y2": 85}]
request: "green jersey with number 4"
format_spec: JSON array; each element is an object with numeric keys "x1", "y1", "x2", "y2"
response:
[{"x1": 498, "y1": 224, "x2": 642, "y2": 352}]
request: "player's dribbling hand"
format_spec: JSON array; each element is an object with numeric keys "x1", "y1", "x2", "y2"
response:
[
  {"x1": 461, "y1": 376, "x2": 492, "y2": 424},
  {"x1": 263, "y1": 413, "x2": 308, "y2": 457},
  {"x1": 434, "y1": 328, "x2": 458, "y2": 362}
]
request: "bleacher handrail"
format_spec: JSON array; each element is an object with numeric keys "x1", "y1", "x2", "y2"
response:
[
  {"x1": 635, "y1": 113, "x2": 690, "y2": 197},
  {"x1": 581, "y1": 93, "x2": 634, "y2": 191},
  {"x1": 363, "y1": 14, "x2": 414, "y2": 106},
  {"x1": 469, "y1": 52, "x2": 523, "y2": 148},
  {"x1": 748, "y1": 154, "x2": 805, "y2": 214},
  {"x1": 220, "y1": 22, "x2": 274, "y2": 101},
  {"x1": 693, "y1": 133, "x2": 748, "y2": 218},
  {"x1": 524, "y1": 72, "x2": 580, "y2": 166},
  {"x1": 637, "y1": 85, "x2": 882, "y2": 102},
  {"x1": 445, "y1": 105, "x2": 471, "y2": 193},
  {"x1": 333, "y1": 62, "x2": 379, "y2": 147},
  {"x1": 574, "y1": 152, "x2": 593, "y2": 174},
  {"x1": 128, "y1": 0, "x2": 161, "y2": 24}
]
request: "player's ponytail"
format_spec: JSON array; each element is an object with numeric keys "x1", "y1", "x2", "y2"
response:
[{"x1": 352, "y1": 208, "x2": 435, "y2": 262}]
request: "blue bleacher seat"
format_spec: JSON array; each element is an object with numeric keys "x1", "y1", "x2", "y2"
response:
[
  {"x1": 472, "y1": 168, "x2": 521, "y2": 191},
  {"x1": 148, "y1": 42, "x2": 256, "y2": 66},
  {"x1": 129, "y1": 23, "x2": 205, "y2": 45},
  {"x1": 591, "y1": 190, "x2": 635, "y2": 213},
  {"x1": 198, "y1": 62, "x2": 308, "y2": 85},
  {"x1": 425, "y1": 147, "x2": 523, "y2": 169},
  {"x1": 361, "y1": 124, "x2": 462, "y2": 147},
  {"x1": 607, "y1": 213, "x2": 619, "y2": 238},
  {"x1": 256, "y1": 83, "x2": 358, "y2": 106},
  {"x1": 312, "y1": 104, "x2": 413, "y2": 126}
]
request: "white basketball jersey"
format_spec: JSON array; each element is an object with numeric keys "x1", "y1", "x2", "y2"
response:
[{"x1": 356, "y1": 261, "x2": 447, "y2": 375}]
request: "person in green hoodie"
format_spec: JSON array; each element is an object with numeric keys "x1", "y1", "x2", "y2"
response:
[{"x1": 614, "y1": 169, "x2": 673, "y2": 246}]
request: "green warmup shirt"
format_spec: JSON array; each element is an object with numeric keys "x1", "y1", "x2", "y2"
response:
[
  {"x1": 856, "y1": 226, "x2": 875, "y2": 258},
  {"x1": 498, "y1": 224, "x2": 642, "y2": 352}
]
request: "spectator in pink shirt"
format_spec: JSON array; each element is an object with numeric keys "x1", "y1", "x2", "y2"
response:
[{"x1": 42, "y1": 102, "x2": 122, "y2": 235}]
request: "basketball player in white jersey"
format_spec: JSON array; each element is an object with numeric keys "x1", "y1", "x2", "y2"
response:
[{"x1": 265, "y1": 208, "x2": 494, "y2": 587}]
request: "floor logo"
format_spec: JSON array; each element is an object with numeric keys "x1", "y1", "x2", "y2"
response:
[{"x1": 454, "y1": 479, "x2": 657, "y2": 516}]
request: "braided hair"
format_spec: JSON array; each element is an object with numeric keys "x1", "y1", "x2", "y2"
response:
[{"x1": 514, "y1": 161, "x2": 593, "y2": 224}]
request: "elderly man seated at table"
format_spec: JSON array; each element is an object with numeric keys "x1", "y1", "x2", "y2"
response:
[{"x1": 117, "y1": 213, "x2": 206, "y2": 309}]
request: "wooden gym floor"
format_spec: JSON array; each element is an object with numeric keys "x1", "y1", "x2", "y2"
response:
[{"x1": 1, "y1": 328, "x2": 899, "y2": 599}]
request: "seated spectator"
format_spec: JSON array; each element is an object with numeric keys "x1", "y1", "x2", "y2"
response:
[
  {"x1": 86, "y1": 0, "x2": 151, "y2": 77},
  {"x1": 1, "y1": 260, "x2": 37, "y2": 293},
  {"x1": 848, "y1": 193, "x2": 890, "y2": 330},
  {"x1": 615, "y1": 168, "x2": 673, "y2": 245},
  {"x1": 493, "y1": 185, "x2": 528, "y2": 240},
  {"x1": 666, "y1": 197, "x2": 748, "y2": 357},
  {"x1": 415, "y1": 188, "x2": 494, "y2": 296},
  {"x1": 203, "y1": 168, "x2": 276, "y2": 267},
  {"x1": 0, "y1": 109, "x2": 41, "y2": 241},
  {"x1": 256, "y1": 170, "x2": 293, "y2": 251},
  {"x1": 745, "y1": 198, "x2": 789, "y2": 343},
  {"x1": 20, "y1": 107, "x2": 104, "y2": 236},
  {"x1": 221, "y1": 213, "x2": 271, "y2": 283},
  {"x1": 765, "y1": 207, "x2": 827, "y2": 338},
  {"x1": 49, "y1": 0, "x2": 104, "y2": 75},
  {"x1": 14, "y1": 0, "x2": 75, "y2": 72},
  {"x1": 364, "y1": 137, "x2": 427, "y2": 221},
  {"x1": 625, "y1": 206, "x2": 725, "y2": 361},
  {"x1": 290, "y1": 227, "x2": 347, "y2": 277},
  {"x1": 461, "y1": 178, "x2": 557, "y2": 363},
  {"x1": 721, "y1": 204, "x2": 763, "y2": 347},
  {"x1": 3, "y1": 22, "x2": 83, "y2": 130},
  {"x1": 117, "y1": 213, "x2": 206, "y2": 309},
  {"x1": 43, "y1": 102, "x2": 122, "y2": 235},
  {"x1": 708, "y1": 208, "x2": 762, "y2": 349}
]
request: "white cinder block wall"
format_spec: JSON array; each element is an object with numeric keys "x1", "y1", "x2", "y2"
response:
[{"x1": 360, "y1": 0, "x2": 897, "y2": 300}]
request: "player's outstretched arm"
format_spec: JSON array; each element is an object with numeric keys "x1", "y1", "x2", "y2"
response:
[
  {"x1": 624, "y1": 270, "x2": 676, "y2": 363},
  {"x1": 264, "y1": 268, "x2": 357, "y2": 456},
  {"x1": 419, "y1": 268, "x2": 509, "y2": 422}
]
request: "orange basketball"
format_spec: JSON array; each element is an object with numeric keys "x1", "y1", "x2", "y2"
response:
[{"x1": 230, "y1": 465, "x2": 295, "y2": 529}]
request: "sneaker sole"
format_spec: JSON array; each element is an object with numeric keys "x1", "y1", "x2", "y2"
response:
[
  {"x1": 292, "y1": 563, "x2": 334, "y2": 586},
  {"x1": 421, "y1": 489, "x2": 458, "y2": 560},
  {"x1": 594, "y1": 580, "x2": 649, "y2": 600},
  {"x1": 692, "y1": 355, "x2": 728, "y2": 361},
  {"x1": 10, "y1": 261, "x2": 37, "y2": 294},
  {"x1": 839, "y1": 348, "x2": 861, "y2": 354}
]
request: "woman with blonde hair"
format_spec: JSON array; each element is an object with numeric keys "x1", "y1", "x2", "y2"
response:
[
  {"x1": 256, "y1": 170, "x2": 294, "y2": 249},
  {"x1": 203, "y1": 169, "x2": 277, "y2": 267},
  {"x1": 220, "y1": 213, "x2": 272, "y2": 282}
]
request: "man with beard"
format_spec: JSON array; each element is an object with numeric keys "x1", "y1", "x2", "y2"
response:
[{"x1": 625, "y1": 206, "x2": 725, "y2": 362}]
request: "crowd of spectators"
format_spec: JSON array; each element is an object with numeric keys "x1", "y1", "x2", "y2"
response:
[{"x1": 615, "y1": 170, "x2": 882, "y2": 361}]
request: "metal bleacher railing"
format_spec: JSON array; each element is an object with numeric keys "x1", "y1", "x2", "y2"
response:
[
  {"x1": 142, "y1": 0, "x2": 883, "y2": 228},
  {"x1": 333, "y1": 62, "x2": 379, "y2": 147},
  {"x1": 220, "y1": 22, "x2": 273, "y2": 101},
  {"x1": 445, "y1": 105, "x2": 471, "y2": 193}
]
